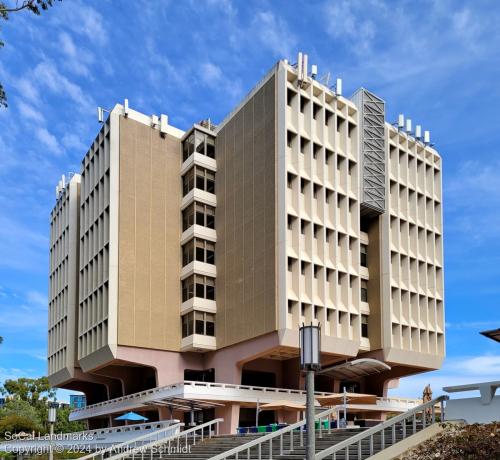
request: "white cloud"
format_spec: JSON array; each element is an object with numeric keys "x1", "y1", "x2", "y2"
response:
[
  {"x1": 54, "y1": 2, "x2": 108, "y2": 46},
  {"x1": 35, "y1": 127, "x2": 62, "y2": 155},
  {"x1": 13, "y1": 78, "x2": 41, "y2": 105},
  {"x1": 200, "y1": 62, "x2": 223, "y2": 86},
  {"x1": 33, "y1": 60, "x2": 95, "y2": 113},
  {"x1": 26, "y1": 291, "x2": 47, "y2": 308},
  {"x1": 198, "y1": 61, "x2": 242, "y2": 101},
  {"x1": 61, "y1": 132, "x2": 86, "y2": 152},
  {"x1": 324, "y1": 0, "x2": 376, "y2": 54},
  {"x1": 17, "y1": 100, "x2": 45, "y2": 123},
  {"x1": 389, "y1": 354, "x2": 500, "y2": 399},
  {"x1": 0, "y1": 214, "x2": 48, "y2": 273},
  {"x1": 58, "y1": 31, "x2": 95, "y2": 77},
  {"x1": 251, "y1": 11, "x2": 297, "y2": 59}
]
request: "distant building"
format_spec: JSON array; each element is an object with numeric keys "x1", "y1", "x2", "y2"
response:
[
  {"x1": 69, "y1": 394, "x2": 86, "y2": 409},
  {"x1": 48, "y1": 54, "x2": 445, "y2": 432}
]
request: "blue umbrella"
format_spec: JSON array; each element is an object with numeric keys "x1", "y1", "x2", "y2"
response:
[{"x1": 115, "y1": 412, "x2": 148, "y2": 422}]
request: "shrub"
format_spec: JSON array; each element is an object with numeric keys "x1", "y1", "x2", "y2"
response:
[{"x1": 401, "y1": 422, "x2": 500, "y2": 460}]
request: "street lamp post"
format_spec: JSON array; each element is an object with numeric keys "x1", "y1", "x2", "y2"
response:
[
  {"x1": 48, "y1": 401, "x2": 58, "y2": 460},
  {"x1": 299, "y1": 323, "x2": 321, "y2": 460}
]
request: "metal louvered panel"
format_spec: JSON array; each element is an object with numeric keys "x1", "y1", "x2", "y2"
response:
[{"x1": 351, "y1": 88, "x2": 386, "y2": 216}]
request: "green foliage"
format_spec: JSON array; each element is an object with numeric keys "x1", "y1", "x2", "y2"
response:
[
  {"x1": 0, "y1": 377, "x2": 56, "y2": 407},
  {"x1": 54, "y1": 406, "x2": 85, "y2": 433},
  {"x1": 0, "y1": 0, "x2": 61, "y2": 108},
  {"x1": 0, "y1": 398, "x2": 45, "y2": 429},
  {"x1": 401, "y1": 422, "x2": 500, "y2": 460},
  {"x1": 0, "y1": 414, "x2": 40, "y2": 436}
]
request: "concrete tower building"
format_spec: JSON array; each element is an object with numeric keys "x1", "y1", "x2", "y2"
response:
[{"x1": 48, "y1": 55, "x2": 444, "y2": 433}]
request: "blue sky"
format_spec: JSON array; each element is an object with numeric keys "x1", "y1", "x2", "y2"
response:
[{"x1": 0, "y1": 0, "x2": 499, "y2": 401}]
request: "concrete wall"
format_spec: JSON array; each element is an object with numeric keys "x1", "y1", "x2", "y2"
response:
[
  {"x1": 117, "y1": 116, "x2": 182, "y2": 352},
  {"x1": 215, "y1": 74, "x2": 277, "y2": 348}
]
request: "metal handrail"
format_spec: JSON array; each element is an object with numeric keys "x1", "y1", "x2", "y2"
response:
[
  {"x1": 208, "y1": 407, "x2": 339, "y2": 460},
  {"x1": 78, "y1": 421, "x2": 184, "y2": 460},
  {"x1": 315, "y1": 395, "x2": 449, "y2": 459},
  {"x1": 104, "y1": 418, "x2": 223, "y2": 460},
  {"x1": 72, "y1": 380, "x2": 335, "y2": 415}
]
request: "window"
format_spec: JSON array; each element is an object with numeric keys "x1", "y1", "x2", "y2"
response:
[
  {"x1": 314, "y1": 224, "x2": 320, "y2": 239},
  {"x1": 325, "y1": 110, "x2": 333, "y2": 126},
  {"x1": 361, "y1": 280, "x2": 368, "y2": 302},
  {"x1": 287, "y1": 88, "x2": 297, "y2": 106},
  {"x1": 287, "y1": 131, "x2": 296, "y2": 148},
  {"x1": 182, "y1": 130, "x2": 215, "y2": 162},
  {"x1": 313, "y1": 143, "x2": 321, "y2": 160},
  {"x1": 325, "y1": 149, "x2": 334, "y2": 165},
  {"x1": 287, "y1": 215, "x2": 295, "y2": 230},
  {"x1": 182, "y1": 275, "x2": 215, "y2": 302},
  {"x1": 300, "y1": 178, "x2": 308, "y2": 194},
  {"x1": 313, "y1": 103, "x2": 321, "y2": 120},
  {"x1": 182, "y1": 133, "x2": 195, "y2": 162},
  {"x1": 182, "y1": 203, "x2": 215, "y2": 231},
  {"x1": 314, "y1": 265, "x2": 320, "y2": 279},
  {"x1": 300, "y1": 220, "x2": 307, "y2": 235},
  {"x1": 182, "y1": 239, "x2": 215, "y2": 266},
  {"x1": 300, "y1": 137, "x2": 309, "y2": 155},
  {"x1": 287, "y1": 172, "x2": 295, "y2": 189},
  {"x1": 360, "y1": 244, "x2": 368, "y2": 267},
  {"x1": 300, "y1": 96, "x2": 309, "y2": 113},
  {"x1": 182, "y1": 311, "x2": 215, "y2": 338},
  {"x1": 361, "y1": 315, "x2": 369, "y2": 338},
  {"x1": 206, "y1": 136, "x2": 215, "y2": 159},
  {"x1": 313, "y1": 183, "x2": 321, "y2": 199},
  {"x1": 288, "y1": 257, "x2": 295, "y2": 272},
  {"x1": 195, "y1": 167, "x2": 215, "y2": 194},
  {"x1": 301, "y1": 261, "x2": 308, "y2": 275}
]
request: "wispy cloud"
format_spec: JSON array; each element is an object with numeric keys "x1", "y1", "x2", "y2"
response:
[
  {"x1": 390, "y1": 354, "x2": 500, "y2": 398},
  {"x1": 17, "y1": 100, "x2": 45, "y2": 123},
  {"x1": 250, "y1": 11, "x2": 297, "y2": 59},
  {"x1": 35, "y1": 127, "x2": 63, "y2": 155},
  {"x1": 33, "y1": 60, "x2": 95, "y2": 113}
]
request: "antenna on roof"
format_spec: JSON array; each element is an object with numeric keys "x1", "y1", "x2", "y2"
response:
[
  {"x1": 406, "y1": 119, "x2": 412, "y2": 135},
  {"x1": 97, "y1": 107, "x2": 110, "y2": 123},
  {"x1": 319, "y1": 72, "x2": 331, "y2": 86},
  {"x1": 124, "y1": 99, "x2": 129, "y2": 117},
  {"x1": 424, "y1": 130, "x2": 434, "y2": 147},
  {"x1": 415, "y1": 125, "x2": 422, "y2": 140},
  {"x1": 311, "y1": 64, "x2": 318, "y2": 79},
  {"x1": 335, "y1": 78, "x2": 342, "y2": 96},
  {"x1": 397, "y1": 114, "x2": 405, "y2": 130}
]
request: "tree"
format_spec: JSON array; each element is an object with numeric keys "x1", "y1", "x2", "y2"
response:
[
  {"x1": 0, "y1": 414, "x2": 40, "y2": 435},
  {"x1": 54, "y1": 406, "x2": 85, "y2": 433},
  {"x1": 0, "y1": 377, "x2": 56, "y2": 407},
  {"x1": 0, "y1": 399, "x2": 44, "y2": 433},
  {"x1": 0, "y1": 0, "x2": 61, "y2": 108}
]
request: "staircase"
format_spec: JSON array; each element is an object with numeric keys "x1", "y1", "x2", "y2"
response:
[
  {"x1": 101, "y1": 396, "x2": 448, "y2": 460},
  {"x1": 155, "y1": 424, "x2": 419, "y2": 460}
]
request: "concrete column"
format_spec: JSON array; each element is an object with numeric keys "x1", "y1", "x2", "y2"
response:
[{"x1": 215, "y1": 403, "x2": 240, "y2": 434}]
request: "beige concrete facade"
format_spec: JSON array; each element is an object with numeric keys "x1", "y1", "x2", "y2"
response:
[
  {"x1": 48, "y1": 174, "x2": 81, "y2": 386},
  {"x1": 47, "y1": 56, "x2": 445, "y2": 430}
]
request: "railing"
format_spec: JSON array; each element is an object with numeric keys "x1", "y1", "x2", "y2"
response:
[
  {"x1": 71, "y1": 381, "x2": 334, "y2": 417},
  {"x1": 78, "y1": 421, "x2": 184, "y2": 460},
  {"x1": 103, "y1": 418, "x2": 224, "y2": 460},
  {"x1": 0, "y1": 420, "x2": 181, "y2": 452},
  {"x1": 315, "y1": 395, "x2": 449, "y2": 460},
  {"x1": 208, "y1": 407, "x2": 338, "y2": 460}
]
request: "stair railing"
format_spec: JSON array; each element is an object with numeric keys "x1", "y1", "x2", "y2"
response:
[
  {"x1": 79, "y1": 418, "x2": 222, "y2": 460},
  {"x1": 77, "y1": 421, "x2": 184, "y2": 460},
  {"x1": 208, "y1": 407, "x2": 339, "y2": 460},
  {"x1": 315, "y1": 395, "x2": 449, "y2": 460},
  {"x1": 105, "y1": 418, "x2": 223, "y2": 460}
]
